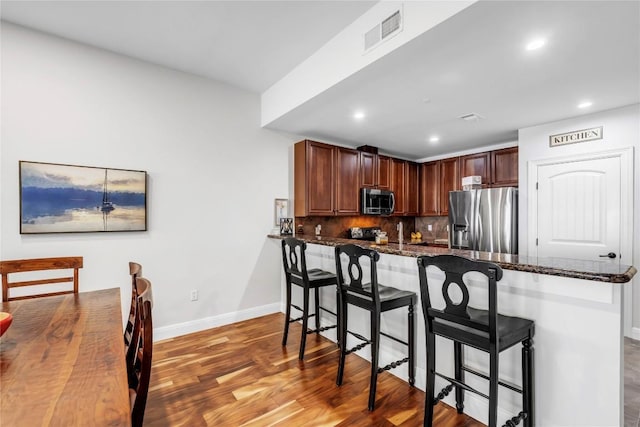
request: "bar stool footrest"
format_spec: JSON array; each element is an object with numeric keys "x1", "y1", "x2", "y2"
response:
[
  {"x1": 345, "y1": 330, "x2": 371, "y2": 354},
  {"x1": 377, "y1": 357, "x2": 409, "y2": 373},
  {"x1": 503, "y1": 411, "x2": 528, "y2": 427},
  {"x1": 307, "y1": 324, "x2": 338, "y2": 334},
  {"x1": 434, "y1": 372, "x2": 489, "y2": 402}
]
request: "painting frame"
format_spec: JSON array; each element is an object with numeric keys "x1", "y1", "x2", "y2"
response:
[
  {"x1": 274, "y1": 198, "x2": 289, "y2": 226},
  {"x1": 19, "y1": 160, "x2": 148, "y2": 234}
]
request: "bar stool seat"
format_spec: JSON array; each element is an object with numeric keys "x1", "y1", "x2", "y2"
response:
[
  {"x1": 335, "y1": 244, "x2": 416, "y2": 411},
  {"x1": 417, "y1": 254, "x2": 535, "y2": 427},
  {"x1": 281, "y1": 237, "x2": 339, "y2": 360}
]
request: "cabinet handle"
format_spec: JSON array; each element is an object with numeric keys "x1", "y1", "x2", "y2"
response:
[{"x1": 599, "y1": 252, "x2": 617, "y2": 259}]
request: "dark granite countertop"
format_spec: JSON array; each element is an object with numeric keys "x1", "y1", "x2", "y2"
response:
[{"x1": 268, "y1": 234, "x2": 636, "y2": 284}]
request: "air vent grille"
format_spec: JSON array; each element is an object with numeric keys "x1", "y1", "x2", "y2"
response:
[
  {"x1": 459, "y1": 113, "x2": 484, "y2": 121},
  {"x1": 381, "y1": 11, "x2": 401, "y2": 39},
  {"x1": 364, "y1": 9, "x2": 402, "y2": 52}
]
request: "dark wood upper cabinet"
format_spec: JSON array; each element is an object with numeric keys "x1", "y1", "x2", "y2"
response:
[
  {"x1": 294, "y1": 140, "x2": 360, "y2": 216},
  {"x1": 335, "y1": 147, "x2": 361, "y2": 215},
  {"x1": 491, "y1": 147, "x2": 519, "y2": 187},
  {"x1": 377, "y1": 155, "x2": 391, "y2": 190},
  {"x1": 390, "y1": 158, "x2": 406, "y2": 215},
  {"x1": 405, "y1": 162, "x2": 419, "y2": 216},
  {"x1": 460, "y1": 152, "x2": 491, "y2": 187},
  {"x1": 419, "y1": 161, "x2": 440, "y2": 216},
  {"x1": 360, "y1": 152, "x2": 377, "y2": 188},
  {"x1": 360, "y1": 152, "x2": 391, "y2": 190},
  {"x1": 439, "y1": 157, "x2": 460, "y2": 215}
]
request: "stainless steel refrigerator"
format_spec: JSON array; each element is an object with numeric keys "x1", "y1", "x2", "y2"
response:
[{"x1": 448, "y1": 187, "x2": 518, "y2": 254}]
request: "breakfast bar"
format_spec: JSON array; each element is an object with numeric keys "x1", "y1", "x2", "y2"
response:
[{"x1": 269, "y1": 234, "x2": 636, "y2": 426}]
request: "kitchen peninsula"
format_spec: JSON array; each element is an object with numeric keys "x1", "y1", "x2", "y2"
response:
[{"x1": 268, "y1": 234, "x2": 636, "y2": 426}]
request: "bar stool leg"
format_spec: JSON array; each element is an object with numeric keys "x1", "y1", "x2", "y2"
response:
[
  {"x1": 454, "y1": 341, "x2": 465, "y2": 413},
  {"x1": 314, "y1": 287, "x2": 321, "y2": 331},
  {"x1": 336, "y1": 297, "x2": 348, "y2": 386},
  {"x1": 408, "y1": 303, "x2": 415, "y2": 386},
  {"x1": 368, "y1": 310, "x2": 381, "y2": 411},
  {"x1": 299, "y1": 286, "x2": 310, "y2": 360},
  {"x1": 523, "y1": 338, "x2": 534, "y2": 427},
  {"x1": 282, "y1": 279, "x2": 292, "y2": 346},
  {"x1": 488, "y1": 349, "x2": 499, "y2": 427},
  {"x1": 424, "y1": 330, "x2": 436, "y2": 427}
]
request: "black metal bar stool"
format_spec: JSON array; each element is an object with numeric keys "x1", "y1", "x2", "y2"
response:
[
  {"x1": 281, "y1": 237, "x2": 339, "y2": 360},
  {"x1": 334, "y1": 244, "x2": 416, "y2": 411},
  {"x1": 416, "y1": 254, "x2": 535, "y2": 427}
]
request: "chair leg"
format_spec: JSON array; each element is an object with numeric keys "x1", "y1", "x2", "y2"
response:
[
  {"x1": 408, "y1": 303, "x2": 415, "y2": 386},
  {"x1": 454, "y1": 341, "x2": 465, "y2": 413},
  {"x1": 335, "y1": 289, "x2": 341, "y2": 346},
  {"x1": 336, "y1": 296, "x2": 348, "y2": 386},
  {"x1": 522, "y1": 338, "x2": 535, "y2": 427},
  {"x1": 299, "y1": 286, "x2": 310, "y2": 360},
  {"x1": 282, "y1": 280, "x2": 292, "y2": 346},
  {"x1": 424, "y1": 330, "x2": 436, "y2": 427},
  {"x1": 314, "y1": 287, "x2": 321, "y2": 331},
  {"x1": 488, "y1": 348, "x2": 499, "y2": 427},
  {"x1": 368, "y1": 310, "x2": 380, "y2": 411}
]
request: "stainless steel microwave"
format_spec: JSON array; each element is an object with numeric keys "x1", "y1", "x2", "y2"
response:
[{"x1": 361, "y1": 188, "x2": 395, "y2": 215}]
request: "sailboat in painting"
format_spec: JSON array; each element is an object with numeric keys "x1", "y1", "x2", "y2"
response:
[{"x1": 101, "y1": 169, "x2": 115, "y2": 213}]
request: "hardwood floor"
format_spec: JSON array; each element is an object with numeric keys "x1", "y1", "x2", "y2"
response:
[
  {"x1": 626, "y1": 337, "x2": 640, "y2": 427},
  {"x1": 145, "y1": 313, "x2": 484, "y2": 426}
]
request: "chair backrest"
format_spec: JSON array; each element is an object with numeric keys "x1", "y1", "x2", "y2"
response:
[
  {"x1": 416, "y1": 254, "x2": 503, "y2": 338},
  {"x1": 0, "y1": 257, "x2": 83, "y2": 302},
  {"x1": 334, "y1": 244, "x2": 381, "y2": 306},
  {"x1": 131, "y1": 276, "x2": 153, "y2": 427},
  {"x1": 125, "y1": 262, "x2": 143, "y2": 375},
  {"x1": 281, "y1": 237, "x2": 309, "y2": 285}
]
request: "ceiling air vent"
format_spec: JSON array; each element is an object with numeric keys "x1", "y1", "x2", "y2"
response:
[
  {"x1": 364, "y1": 9, "x2": 403, "y2": 52},
  {"x1": 459, "y1": 113, "x2": 485, "y2": 122}
]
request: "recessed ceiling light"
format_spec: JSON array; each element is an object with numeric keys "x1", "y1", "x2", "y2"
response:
[
  {"x1": 577, "y1": 101, "x2": 593, "y2": 109},
  {"x1": 526, "y1": 38, "x2": 546, "y2": 51},
  {"x1": 429, "y1": 136, "x2": 440, "y2": 143},
  {"x1": 353, "y1": 111, "x2": 366, "y2": 120}
]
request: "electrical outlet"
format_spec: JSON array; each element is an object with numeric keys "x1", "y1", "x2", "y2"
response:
[
  {"x1": 190, "y1": 290, "x2": 198, "y2": 301},
  {"x1": 428, "y1": 224, "x2": 433, "y2": 231}
]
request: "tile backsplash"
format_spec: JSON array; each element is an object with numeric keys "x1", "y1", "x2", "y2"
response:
[
  {"x1": 294, "y1": 216, "x2": 415, "y2": 242},
  {"x1": 415, "y1": 216, "x2": 449, "y2": 241}
]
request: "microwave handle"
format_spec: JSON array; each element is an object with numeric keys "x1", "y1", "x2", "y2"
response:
[{"x1": 390, "y1": 192, "x2": 395, "y2": 213}]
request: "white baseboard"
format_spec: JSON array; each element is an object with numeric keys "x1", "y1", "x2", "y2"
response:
[
  {"x1": 154, "y1": 302, "x2": 281, "y2": 341},
  {"x1": 632, "y1": 327, "x2": 640, "y2": 341}
]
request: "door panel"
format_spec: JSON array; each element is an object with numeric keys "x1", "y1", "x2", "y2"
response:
[
  {"x1": 537, "y1": 156, "x2": 620, "y2": 262},
  {"x1": 335, "y1": 147, "x2": 360, "y2": 215},
  {"x1": 307, "y1": 141, "x2": 334, "y2": 215}
]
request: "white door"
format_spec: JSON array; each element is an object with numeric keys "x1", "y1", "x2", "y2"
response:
[{"x1": 536, "y1": 156, "x2": 621, "y2": 262}]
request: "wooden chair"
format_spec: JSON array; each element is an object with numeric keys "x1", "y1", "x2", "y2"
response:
[
  {"x1": 416, "y1": 255, "x2": 535, "y2": 427},
  {"x1": 334, "y1": 244, "x2": 416, "y2": 411},
  {"x1": 130, "y1": 276, "x2": 153, "y2": 427},
  {"x1": 124, "y1": 262, "x2": 142, "y2": 386},
  {"x1": 0, "y1": 257, "x2": 83, "y2": 302},
  {"x1": 281, "y1": 237, "x2": 339, "y2": 360}
]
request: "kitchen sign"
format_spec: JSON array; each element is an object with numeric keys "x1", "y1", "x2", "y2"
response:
[{"x1": 549, "y1": 126, "x2": 603, "y2": 147}]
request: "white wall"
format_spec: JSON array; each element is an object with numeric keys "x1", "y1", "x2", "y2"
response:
[
  {"x1": 1, "y1": 22, "x2": 296, "y2": 338},
  {"x1": 518, "y1": 103, "x2": 640, "y2": 335}
]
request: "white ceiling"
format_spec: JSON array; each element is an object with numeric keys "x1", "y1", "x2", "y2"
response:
[{"x1": 2, "y1": 1, "x2": 639, "y2": 159}]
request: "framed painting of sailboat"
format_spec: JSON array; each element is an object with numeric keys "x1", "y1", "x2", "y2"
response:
[{"x1": 19, "y1": 161, "x2": 147, "y2": 234}]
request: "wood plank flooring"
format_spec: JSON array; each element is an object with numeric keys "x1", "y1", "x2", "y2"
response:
[
  {"x1": 625, "y1": 337, "x2": 640, "y2": 427},
  {"x1": 144, "y1": 313, "x2": 484, "y2": 426}
]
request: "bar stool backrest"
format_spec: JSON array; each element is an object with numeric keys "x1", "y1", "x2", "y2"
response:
[
  {"x1": 417, "y1": 255, "x2": 503, "y2": 340},
  {"x1": 281, "y1": 237, "x2": 310, "y2": 286},
  {"x1": 334, "y1": 244, "x2": 381, "y2": 307}
]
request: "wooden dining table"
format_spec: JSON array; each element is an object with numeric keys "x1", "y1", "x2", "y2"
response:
[{"x1": 0, "y1": 288, "x2": 131, "y2": 426}]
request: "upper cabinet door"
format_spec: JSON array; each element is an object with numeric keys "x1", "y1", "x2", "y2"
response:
[
  {"x1": 306, "y1": 141, "x2": 335, "y2": 216},
  {"x1": 460, "y1": 152, "x2": 491, "y2": 186},
  {"x1": 419, "y1": 161, "x2": 440, "y2": 216},
  {"x1": 406, "y1": 162, "x2": 419, "y2": 216},
  {"x1": 335, "y1": 147, "x2": 361, "y2": 215},
  {"x1": 491, "y1": 147, "x2": 519, "y2": 187},
  {"x1": 439, "y1": 157, "x2": 460, "y2": 215},
  {"x1": 377, "y1": 155, "x2": 391, "y2": 190},
  {"x1": 360, "y1": 152, "x2": 377, "y2": 189},
  {"x1": 390, "y1": 158, "x2": 406, "y2": 215}
]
